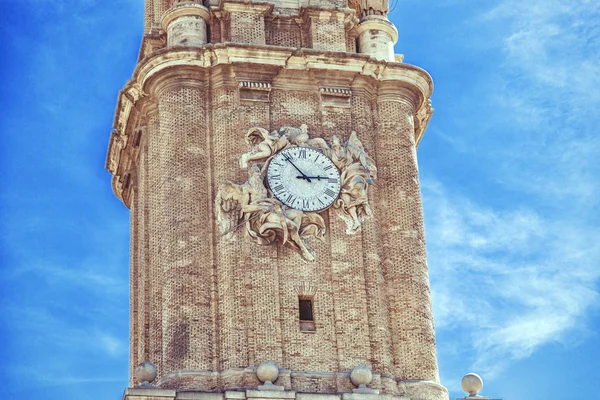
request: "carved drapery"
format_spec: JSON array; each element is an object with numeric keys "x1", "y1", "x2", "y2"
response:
[{"x1": 215, "y1": 125, "x2": 377, "y2": 261}]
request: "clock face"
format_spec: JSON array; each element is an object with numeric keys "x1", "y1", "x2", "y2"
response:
[{"x1": 266, "y1": 147, "x2": 341, "y2": 212}]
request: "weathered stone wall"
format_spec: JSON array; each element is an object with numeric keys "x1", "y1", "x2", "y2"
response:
[
  {"x1": 148, "y1": 76, "x2": 214, "y2": 373},
  {"x1": 374, "y1": 88, "x2": 438, "y2": 382},
  {"x1": 123, "y1": 65, "x2": 440, "y2": 396}
]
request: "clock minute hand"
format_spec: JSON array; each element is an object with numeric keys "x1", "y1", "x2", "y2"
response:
[
  {"x1": 297, "y1": 176, "x2": 328, "y2": 181},
  {"x1": 284, "y1": 155, "x2": 312, "y2": 182}
]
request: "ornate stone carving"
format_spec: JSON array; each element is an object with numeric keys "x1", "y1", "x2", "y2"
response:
[
  {"x1": 331, "y1": 131, "x2": 377, "y2": 234},
  {"x1": 216, "y1": 164, "x2": 326, "y2": 262},
  {"x1": 216, "y1": 125, "x2": 377, "y2": 260}
]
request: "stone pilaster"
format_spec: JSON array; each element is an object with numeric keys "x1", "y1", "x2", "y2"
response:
[
  {"x1": 211, "y1": 71, "x2": 248, "y2": 373},
  {"x1": 221, "y1": 2, "x2": 273, "y2": 45},
  {"x1": 301, "y1": 8, "x2": 351, "y2": 52},
  {"x1": 374, "y1": 85, "x2": 439, "y2": 383},
  {"x1": 148, "y1": 74, "x2": 213, "y2": 375}
]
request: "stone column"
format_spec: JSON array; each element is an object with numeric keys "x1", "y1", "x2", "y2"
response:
[
  {"x1": 148, "y1": 74, "x2": 213, "y2": 376},
  {"x1": 356, "y1": 16, "x2": 397, "y2": 61},
  {"x1": 374, "y1": 86, "x2": 440, "y2": 383},
  {"x1": 162, "y1": 3, "x2": 210, "y2": 48}
]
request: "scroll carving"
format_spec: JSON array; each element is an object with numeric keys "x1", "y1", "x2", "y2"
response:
[{"x1": 216, "y1": 125, "x2": 377, "y2": 261}]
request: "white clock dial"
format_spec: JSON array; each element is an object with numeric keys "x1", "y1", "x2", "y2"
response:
[{"x1": 266, "y1": 147, "x2": 341, "y2": 212}]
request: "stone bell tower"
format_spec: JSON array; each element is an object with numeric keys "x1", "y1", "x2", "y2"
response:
[{"x1": 106, "y1": 0, "x2": 446, "y2": 399}]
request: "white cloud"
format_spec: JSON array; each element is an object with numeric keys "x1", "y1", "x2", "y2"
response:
[
  {"x1": 424, "y1": 179, "x2": 600, "y2": 377},
  {"x1": 423, "y1": 5, "x2": 600, "y2": 378},
  {"x1": 430, "y1": 0, "x2": 600, "y2": 208}
]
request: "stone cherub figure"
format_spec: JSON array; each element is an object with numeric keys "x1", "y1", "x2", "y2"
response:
[
  {"x1": 239, "y1": 125, "x2": 330, "y2": 168},
  {"x1": 329, "y1": 132, "x2": 377, "y2": 234},
  {"x1": 239, "y1": 127, "x2": 289, "y2": 168},
  {"x1": 216, "y1": 164, "x2": 326, "y2": 261}
]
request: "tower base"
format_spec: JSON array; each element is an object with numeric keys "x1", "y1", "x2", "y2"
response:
[{"x1": 123, "y1": 383, "x2": 448, "y2": 400}]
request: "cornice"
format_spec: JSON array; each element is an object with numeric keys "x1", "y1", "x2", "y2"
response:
[
  {"x1": 219, "y1": 0, "x2": 274, "y2": 14},
  {"x1": 107, "y1": 44, "x2": 433, "y2": 205},
  {"x1": 130, "y1": 45, "x2": 432, "y2": 95}
]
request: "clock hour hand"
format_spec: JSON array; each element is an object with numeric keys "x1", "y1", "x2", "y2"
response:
[{"x1": 284, "y1": 155, "x2": 312, "y2": 182}]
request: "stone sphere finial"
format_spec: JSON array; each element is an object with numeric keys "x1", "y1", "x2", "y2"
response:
[
  {"x1": 134, "y1": 361, "x2": 158, "y2": 387},
  {"x1": 256, "y1": 361, "x2": 279, "y2": 384},
  {"x1": 461, "y1": 373, "x2": 483, "y2": 397},
  {"x1": 350, "y1": 364, "x2": 373, "y2": 388}
]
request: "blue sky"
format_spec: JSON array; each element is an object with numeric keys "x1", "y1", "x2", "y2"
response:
[{"x1": 1, "y1": 1, "x2": 598, "y2": 399}]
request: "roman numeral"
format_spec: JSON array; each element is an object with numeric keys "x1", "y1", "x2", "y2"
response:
[
  {"x1": 324, "y1": 189, "x2": 337, "y2": 198},
  {"x1": 328, "y1": 178, "x2": 338, "y2": 184},
  {"x1": 286, "y1": 194, "x2": 295, "y2": 204},
  {"x1": 323, "y1": 165, "x2": 333, "y2": 171},
  {"x1": 273, "y1": 184, "x2": 285, "y2": 193},
  {"x1": 314, "y1": 154, "x2": 320, "y2": 163},
  {"x1": 299, "y1": 149, "x2": 307, "y2": 159},
  {"x1": 270, "y1": 174, "x2": 281, "y2": 180},
  {"x1": 283, "y1": 153, "x2": 292, "y2": 162}
]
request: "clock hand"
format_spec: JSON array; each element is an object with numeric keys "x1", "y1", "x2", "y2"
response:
[
  {"x1": 296, "y1": 176, "x2": 328, "y2": 181},
  {"x1": 284, "y1": 155, "x2": 312, "y2": 182}
]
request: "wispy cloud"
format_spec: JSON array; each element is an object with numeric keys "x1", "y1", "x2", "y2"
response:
[
  {"x1": 420, "y1": 4, "x2": 600, "y2": 375},
  {"x1": 424, "y1": 179, "x2": 600, "y2": 376}
]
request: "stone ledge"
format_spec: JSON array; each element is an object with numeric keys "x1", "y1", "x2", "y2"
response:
[
  {"x1": 123, "y1": 387, "x2": 177, "y2": 399},
  {"x1": 120, "y1": 389, "x2": 455, "y2": 400},
  {"x1": 247, "y1": 390, "x2": 297, "y2": 399}
]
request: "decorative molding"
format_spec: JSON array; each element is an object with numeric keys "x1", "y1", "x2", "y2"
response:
[
  {"x1": 320, "y1": 87, "x2": 352, "y2": 97},
  {"x1": 294, "y1": 282, "x2": 317, "y2": 298},
  {"x1": 239, "y1": 81, "x2": 272, "y2": 101},
  {"x1": 239, "y1": 81, "x2": 272, "y2": 91},
  {"x1": 415, "y1": 99, "x2": 434, "y2": 146},
  {"x1": 320, "y1": 87, "x2": 352, "y2": 107}
]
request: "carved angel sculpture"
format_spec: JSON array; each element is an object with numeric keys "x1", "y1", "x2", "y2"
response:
[
  {"x1": 216, "y1": 164, "x2": 325, "y2": 261},
  {"x1": 239, "y1": 127, "x2": 289, "y2": 168},
  {"x1": 331, "y1": 132, "x2": 377, "y2": 234},
  {"x1": 240, "y1": 125, "x2": 332, "y2": 169}
]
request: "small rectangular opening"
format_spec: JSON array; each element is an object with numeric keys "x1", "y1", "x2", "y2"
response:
[
  {"x1": 299, "y1": 297, "x2": 316, "y2": 332},
  {"x1": 299, "y1": 299, "x2": 314, "y2": 321}
]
